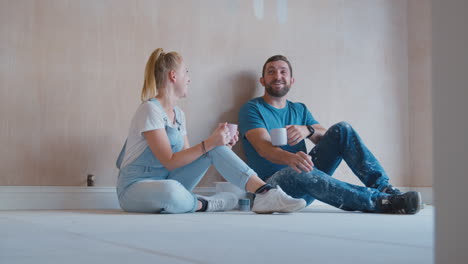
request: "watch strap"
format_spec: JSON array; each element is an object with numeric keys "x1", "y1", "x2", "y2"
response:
[{"x1": 306, "y1": 125, "x2": 315, "y2": 138}]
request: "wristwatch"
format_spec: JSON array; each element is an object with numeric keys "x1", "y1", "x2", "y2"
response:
[{"x1": 306, "y1": 125, "x2": 315, "y2": 138}]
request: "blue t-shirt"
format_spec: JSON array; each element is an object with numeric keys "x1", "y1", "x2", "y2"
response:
[{"x1": 238, "y1": 97, "x2": 319, "y2": 180}]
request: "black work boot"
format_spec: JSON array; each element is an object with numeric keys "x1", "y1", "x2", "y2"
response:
[
  {"x1": 381, "y1": 184, "x2": 403, "y2": 195},
  {"x1": 378, "y1": 191, "x2": 422, "y2": 214}
]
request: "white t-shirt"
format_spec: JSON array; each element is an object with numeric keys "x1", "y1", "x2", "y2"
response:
[{"x1": 120, "y1": 99, "x2": 187, "y2": 168}]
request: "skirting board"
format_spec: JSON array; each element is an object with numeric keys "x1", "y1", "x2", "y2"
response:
[{"x1": 0, "y1": 186, "x2": 433, "y2": 210}]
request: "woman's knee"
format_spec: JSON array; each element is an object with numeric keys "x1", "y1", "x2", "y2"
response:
[
  {"x1": 157, "y1": 180, "x2": 188, "y2": 201},
  {"x1": 119, "y1": 180, "x2": 193, "y2": 213},
  {"x1": 158, "y1": 180, "x2": 197, "y2": 213},
  {"x1": 209, "y1": 145, "x2": 231, "y2": 155}
]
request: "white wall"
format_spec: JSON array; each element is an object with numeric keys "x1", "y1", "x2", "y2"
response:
[
  {"x1": 0, "y1": 0, "x2": 432, "y2": 188},
  {"x1": 408, "y1": 1, "x2": 433, "y2": 187},
  {"x1": 432, "y1": 0, "x2": 468, "y2": 263}
]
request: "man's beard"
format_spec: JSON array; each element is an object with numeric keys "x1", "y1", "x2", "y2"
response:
[{"x1": 265, "y1": 82, "x2": 290, "y2": 97}]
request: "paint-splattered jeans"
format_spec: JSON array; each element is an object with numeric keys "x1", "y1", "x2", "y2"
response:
[{"x1": 266, "y1": 122, "x2": 391, "y2": 212}]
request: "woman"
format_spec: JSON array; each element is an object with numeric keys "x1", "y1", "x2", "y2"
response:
[{"x1": 116, "y1": 48, "x2": 306, "y2": 214}]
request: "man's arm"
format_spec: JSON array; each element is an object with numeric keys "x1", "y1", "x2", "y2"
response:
[
  {"x1": 308, "y1": 124, "x2": 327, "y2": 144},
  {"x1": 245, "y1": 128, "x2": 314, "y2": 173},
  {"x1": 285, "y1": 124, "x2": 328, "y2": 145}
]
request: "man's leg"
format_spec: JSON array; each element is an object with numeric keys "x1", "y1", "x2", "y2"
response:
[
  {"x1": 266, "y1": 167, "x2": 387, "y2": 212},
  {"x1": 309, "y1": 121, "x2": 396, "y2": 192}
]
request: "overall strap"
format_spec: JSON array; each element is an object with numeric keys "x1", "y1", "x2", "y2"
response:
[{"x1": 116, "y1": 140, "x2": 127, "y2": 169}]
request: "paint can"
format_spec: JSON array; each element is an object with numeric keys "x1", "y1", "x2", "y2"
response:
[{"x1": 239, "y1": 199, "x2": 250, "y2": 211}]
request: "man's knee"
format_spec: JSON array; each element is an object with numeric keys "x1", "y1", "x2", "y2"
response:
[
  {"x1": 327, "y1": 121, "x2": 354, "y2": 137},
  {"x1": 331, "y1": 121, "x2": 352, "y2": 130}
]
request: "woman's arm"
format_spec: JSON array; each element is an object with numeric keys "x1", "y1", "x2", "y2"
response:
[
  {"x1": 183, "y1": 135, "x2": 190, "y2": 150},
  {"x1": 143, "y1": 123, "x2": 231, "y2": 170}
]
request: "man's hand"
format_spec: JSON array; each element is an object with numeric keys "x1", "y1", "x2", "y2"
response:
[
  {"x1": 285, "y1": 151, "x2": 314, "y2": 173},
  {"x1": 245, "y1": 127, "x2": 315, "y2": 168},
  {"x1": 286, "y1": 125, "x2": 310, "y2": 146}
]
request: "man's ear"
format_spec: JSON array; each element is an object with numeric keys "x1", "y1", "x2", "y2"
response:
[
  {"x1": 260, "y1": 77, "x2": 265, "y2": 87},
  {"x1": 291, "y1": 77, "x2": 295, "y2": 85}
]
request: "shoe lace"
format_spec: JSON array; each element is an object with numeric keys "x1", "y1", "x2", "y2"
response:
[
  {"x1": 273, "y1": 187, "x2": 297, "y2": 204},
  {"x1": 382, "y1": 185, "x2": 402, "y2": 194},
  {"x1": 209, "y1": 199, "x2": 224, "y2": 211}
]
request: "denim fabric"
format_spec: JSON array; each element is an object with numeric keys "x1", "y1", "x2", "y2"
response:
[
  {"x1": 266, "y1": 122, "x2": 390, "y2": 212},
  {"x1": 117, "y1": 144, "x2": 255, "y2": 214}
]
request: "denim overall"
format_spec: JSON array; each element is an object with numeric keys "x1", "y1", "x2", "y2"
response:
[{"x1": 116, "y1": 99, "x2": 255, "y2": 214}]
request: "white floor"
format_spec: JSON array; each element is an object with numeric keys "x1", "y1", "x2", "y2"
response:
[{"x1": 0, "y1": 205, "x2": 433, "y2": 264}]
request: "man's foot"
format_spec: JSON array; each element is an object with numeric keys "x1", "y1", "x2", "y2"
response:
[
  {"x1": 200, "y1": 192, "x2": 238, "y2": 212},
  {"x1": 378, "y1": 191, "x2": 422, "y2": 214},
  {"x1": 252, "y1": 186, "x2": 306, "y2": 214},
  {"x1": 380, "y1": 184, "x2": 402, "y2": 195}
]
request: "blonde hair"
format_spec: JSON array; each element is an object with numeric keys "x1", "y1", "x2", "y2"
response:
[{"x1": 141, "y1": 48, "x2": 182, "y2": 101}]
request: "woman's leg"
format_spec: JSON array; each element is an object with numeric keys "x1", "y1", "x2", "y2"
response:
[
  {"x1": 169, "y1": 146, "x2": 255, "y2": 191},
  {"x1": 118, "y1": 179, "x2": 199, "y2": 214},
  {"x1": 167, "y1": 146, "x2": 307, "y2": 213}
]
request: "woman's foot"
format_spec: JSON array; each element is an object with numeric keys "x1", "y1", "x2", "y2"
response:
[
  {"x1": 199, "y1": 192, "x2": 238, "y2": 212},
  {"x1": 252, "y1": 186, "x2": 306, "y2": 214}
]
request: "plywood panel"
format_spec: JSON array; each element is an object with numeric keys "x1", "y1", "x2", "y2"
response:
[{"x1": 0, "y1": 0, "x2": 431, "y2": 187}]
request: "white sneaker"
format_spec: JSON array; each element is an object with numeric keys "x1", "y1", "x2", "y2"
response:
[
  {"x1": 199, "y1": 192, "x2": 238, "y2": 212},
  {"x1": 252, "y1": 186, "x2": 306, "y2": 214}
]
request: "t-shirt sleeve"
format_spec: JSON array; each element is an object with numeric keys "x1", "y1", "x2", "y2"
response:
[
  {"x1": 239, "y1": 102, "x2": 266, "y2": 136},
  {"x1": 138, "y1": 103, "x2": 165, "y2": 134},
  {"x1": 303, "y1": 104, "x2": 319, "y2": 125}
]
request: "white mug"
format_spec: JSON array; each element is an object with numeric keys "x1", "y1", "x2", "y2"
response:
[
  {"x1": 219, "y1": 123, "x2": 238, "y2": 141},
  {"x1": 270, "y1": 128, "x2": 287, "y2": 146},
  {"x1": 226, "y1": 123, "x2": 238, "y2": 141}
]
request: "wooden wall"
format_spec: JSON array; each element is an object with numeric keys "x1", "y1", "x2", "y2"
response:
[{"x1": 0, "y1": 0, "x2": 432, "y2": 187}]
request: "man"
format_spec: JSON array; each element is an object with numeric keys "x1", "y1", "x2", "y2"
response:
[{"x1": 238, "y1": 55, "x2": 422, "y2": 214}]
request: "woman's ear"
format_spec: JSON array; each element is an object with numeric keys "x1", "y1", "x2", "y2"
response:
[{"x1": 169, "y1": 70, "x2": 176, "y2": 82}]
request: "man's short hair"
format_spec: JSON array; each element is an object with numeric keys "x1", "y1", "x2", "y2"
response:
[{"x1": 262, "y1": 55, "x2": 293, "y2": 77}]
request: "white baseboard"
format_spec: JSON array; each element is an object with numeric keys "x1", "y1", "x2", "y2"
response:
[
  {"x1": 0, "y1": 186, "x2": 121, "y2": 210},
  {"x1": 0, "y1": 186, "x2": 433, "y2": 210},
  {"x1": 0, "y1": 186, "x2": 216, "y2": 210}
]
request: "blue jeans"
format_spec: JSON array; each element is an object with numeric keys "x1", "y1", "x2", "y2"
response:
[
  {"x1": 266, "y1": 122, "x2": 390, "y2": 212},
  {"x1": 117, "y1": 146, "x2": 255, "y2": 214}
]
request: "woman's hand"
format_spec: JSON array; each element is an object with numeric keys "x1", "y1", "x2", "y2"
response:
[
  {"x1": 226, "y1": 130, "x2": 239, "y2": 149},
  {"x1": 206, "y1": 123, "x2": 231, "y2": 148}
]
